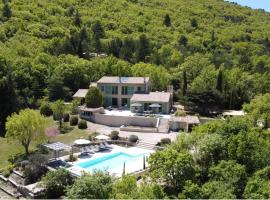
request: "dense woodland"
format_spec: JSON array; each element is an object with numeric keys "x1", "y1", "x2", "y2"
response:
[{"x1": 1, "y1": 0, "x2": 270, "y2": 135}]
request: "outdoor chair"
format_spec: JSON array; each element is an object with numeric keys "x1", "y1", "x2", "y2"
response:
[
  {"x1": 85, "y1": 146, "x2": 95, "y2": 154},
  {"x1": 99, "y1": 143, "x2": 111, "y2": 150},
  {"x1": 91, "y1": 145, "x2": 100, "y2": 152},
  {"x1": 103, "y1": 141, "x2": 113, "y2": 149},
  {"x1": 80, "y1": 147, "x2": 90, "y2": 156}
]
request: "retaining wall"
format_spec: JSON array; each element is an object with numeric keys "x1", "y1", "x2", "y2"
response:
[{"x1": 93, "y1": 113, "x2": 157, "y2": 127}]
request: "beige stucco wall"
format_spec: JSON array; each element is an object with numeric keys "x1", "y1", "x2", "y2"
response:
[
  {"x1": 97, "y1": 82, "x2": 151, "y2": 107},
  {"x1": 130, "y1": 101, "x2": 170, "y2": 114},
  {"x1": 93, "y1": 113, "x2": 157, "y2": 127}
]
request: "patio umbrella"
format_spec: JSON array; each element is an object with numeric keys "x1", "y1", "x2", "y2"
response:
[
  {"x1": 131, "y1": 103, "x2": 142, "y2": 107},
  {"x1": 95, "y1": 134, "x2": 110, "y2": 140},
  {"x1": 73, "y1": 139, "x2": 91, "y2": 146},
  {"x1": 149, "y1": 103, "x2": 161, "y2": 108}
]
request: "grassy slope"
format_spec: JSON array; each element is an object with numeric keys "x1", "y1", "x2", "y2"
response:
[{"x1": 0, "y1": 128, "x2": 90, "y2": 168}]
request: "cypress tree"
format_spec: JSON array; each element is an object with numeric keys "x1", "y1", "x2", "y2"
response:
[
  {"x1": 92, "y1": 21, "x2": 105, "y2": 53},
  {"x1": 191, "y1": 18, "x2": 198, "y2": 28},
  {"x1": 163, "y1": 14, "x2": 171, "y2": 27},
  {"x1": 179, "y1": 35, "x2": 188, "y2": 47},
  {"x1": 216, "y1": 69, "x2": 224, "y2": 93},
  {"x1": 2, "y1": 3, "x2": 11, "y2": 20},
  {"x1": 74, "y1": 11, "x2": 81, "y2": 27},
  {"x1": 183, "y1": 70, "x2": 187, "y2": 96},
  {"x1": 135, "y1": 34, "x2": 149, "y2": 62}
]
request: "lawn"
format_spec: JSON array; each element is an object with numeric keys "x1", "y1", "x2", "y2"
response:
[{"x1": 0, "y1": 128, "x2": 91, "y2": 169}]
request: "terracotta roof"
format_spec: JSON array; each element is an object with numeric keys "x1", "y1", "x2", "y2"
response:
[
  {"x1": 97, "y1": 76, "x2": 150, "y2": 84},
  {"x1": 170, "y1": 116, "x2": 200, "y2": 124},
  {"x1": 72, "y1": 89, "x2": 88, "y2": 98},
  {"x1": 131, "y1": 92, "x2": 171, "y2": 103}
]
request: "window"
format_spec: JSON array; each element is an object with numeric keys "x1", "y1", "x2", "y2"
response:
[
  {"x1": 112, "y1": 98, "x2": 118, "y2": 106},
  {"x1": 122, "y1": 98, "x2": 128, "y2": 107},
  {"x1": 101, "y1": 85, "x2": 105, "y2": 92},
  {"x1": 122, "y1": 86, "x2": 128, "y2": 95},
  {"x1": 112, "y1": 86, "x2": 118, "y2": 94},
  {"x1": 137, "y1": 87, "x2": 142, "y2": 92}
]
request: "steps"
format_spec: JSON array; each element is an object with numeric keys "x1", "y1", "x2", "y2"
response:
[
  {"x1": 0, "y1": 178, "x2": 22, "y2": 199},
  {"x1": 136, "y1": 141, "x2": 156, "y2": 150},
  {"x1": 158, "y1": 118, "x2": 169, "y2": 133}
]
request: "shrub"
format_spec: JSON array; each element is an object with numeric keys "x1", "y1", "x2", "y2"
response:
[
  {"x1": 60, "y1": 123, "x2": 74, "y2": 134},
  {"x1": 24, "y1": 154, "x2": 48, "y2": 184},
  {"x1": 128, "y1": 135, "x2": 139, "y2": 143},
  {"x1": 40, "y1": 102, "x2": 53, "y2": 116},
  {"x1": 85, "y1": 87, "x2": 103, "y2": 108},
  {"x1": 175, "y1": 109, "x2": 187, "y2": 117},
  {"x1": 78, "y1": 120, "x2": 87, "y2": 129},
  {"x1": 110, "y1": 131, "x2": 119, "y2": 140},
  {"x1": 41, "y1": 169, "x2": 74, "y2": 199},
  {"x1": 160, "y1": 138, "x2": 171, "y2": 146},
  {"x1": 67, "y1": 154, "x2": 78, "y2": 162},
  {"x1": 63, "y1": 113, "x2": 70, "y2": 122},
  {"x1": 70, "y1": 116, "x2": 79, "y2": 126},
  {"x1": 8, "y1": 152, "x2": 26, "y2": 165},
  {"x1": 0, "y1": 164, "x2": 15, "y2": 177}
]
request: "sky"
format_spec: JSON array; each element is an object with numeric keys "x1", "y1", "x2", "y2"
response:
[{"x1": 226, "y1": 0, "x2": 270, "y2": 12}]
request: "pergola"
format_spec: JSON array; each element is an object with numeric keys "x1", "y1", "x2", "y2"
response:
[{"x1": 42, "y1": 142, "x2": 72, "y2": 159}]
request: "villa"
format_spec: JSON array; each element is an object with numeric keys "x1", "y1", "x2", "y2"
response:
[
  {"x1": 74, "y1": 76, "x2": 200, "y2": 133},
  {"x1": 73, "y1": 76, "x2": 173, "y2": 114}
]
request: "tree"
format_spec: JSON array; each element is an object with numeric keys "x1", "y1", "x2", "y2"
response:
[
  {"x1": 244, "y1": 166, "x2": 270, "y2": 199},
  {"x1": 6, "y1": 109, "x2": 48, "y2": 155},
  {"x1": 216, "y1": 69, "x2": 224, "y2": 93},
  {"x1": 108, "y1": 37, "x2": 122, "y2": 57},
  {"x1": 41, "y1": 169, "x2": 74, "y2": 198},
  {"x1": 51, "y1": 100, "x2": 65, "y2": 128},
  {"x1": 2, "y1": 2, "x2": 11, "y2": 20},
  {"x1": 74, "y1": 10, "x2": 81, "y2": 27},
  {"x1": 208, "y1": 160, "x2": 247, "y2": 198},
  {"x1": 92, "y1": 21, "x2": 105, "y2": 52},
  {"x1": 178, "y1": 181, "x2": 202, "y2": 199},
  {"x1": 0, "y1": 58, "x2": 17, "y2": 136},
  {"x1": 202, "y1": 181, "x2": 236, "y2": 199},
  {"x1": 179, "y1": 35, "x2": 188, "y2": 47},
  {"x1": 148, "y1": 147, "x2": 196, "y2": 193},
  {"x1": 112, "y1": 175, "x2": 165, "y2": 199},
  {"x1": 119, "y1": 37, "x2": 135, "y2": 62},
  {"x1": 111, "y1": 175, "x2": 137, "y2": 198},
  {"x1": 132, "y1": 62, "x2": 170, "y2": 91},
  {"x1": 196, "y1": 133, "x2": 227, "y2": 181},
  {"x1": 228, "y1": 130, "x2": 270, "y2": 174},
  {"x1": 191, "y1": 18, "x2": 198, "y2": 28},
  {"x1": 135, "y1": 34, "x2": 150, "y2": 62},
  {"x1": 47, "y1": 74, "x2": 70, "y2": 101},
  {"x1": 67, "y1": 171, "x2": 113, "y2": 199},
  {"x1": 243, "y1": 93, "x2": 270, "y2": 129},
  {"x1": 85, "y1": 87, "x2": 103, "y2": 108},
  {"x1": 163, "y1": 14, "x2": 171, "y2": 27}
]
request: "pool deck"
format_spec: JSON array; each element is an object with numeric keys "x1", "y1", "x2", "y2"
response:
[
  {"x1": 104, "y1": 109, "x2": 171, "y2": 119},
  {"x1": 65, "y1": 145, "x2": 154, "y2": 177}
]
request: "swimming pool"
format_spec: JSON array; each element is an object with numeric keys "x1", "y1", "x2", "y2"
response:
[{"x1": 76, "y1": 151, "x2": 150, "y2": 175}]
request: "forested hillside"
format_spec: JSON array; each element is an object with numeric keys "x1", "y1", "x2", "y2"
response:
[{"x1": 1, "y1": 0, "x2": 270, "y2": 135}]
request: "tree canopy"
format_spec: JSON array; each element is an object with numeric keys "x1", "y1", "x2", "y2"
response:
[
  {"x1": 5, "y1": 109, "x2": 48, "y2": 155},
  {"x1": 85, "y1": 87, "x2": 103, "y2": 108}
]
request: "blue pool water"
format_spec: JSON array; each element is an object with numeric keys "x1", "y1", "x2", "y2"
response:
[{"x1": 77, "y1": 152, "x2": 149, "y2": 174}]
